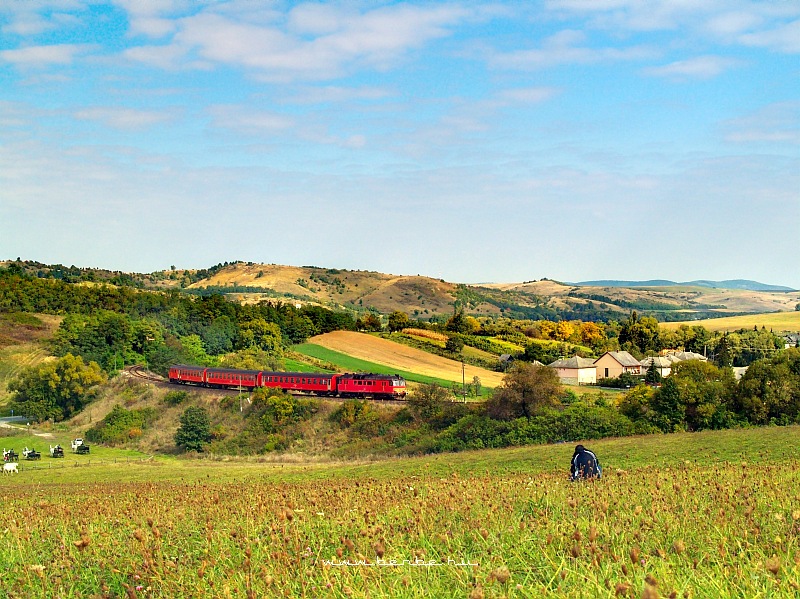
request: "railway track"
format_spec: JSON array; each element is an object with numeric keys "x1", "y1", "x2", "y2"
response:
[
  {"x1": 124, "y1": 365, "x2": 408, "y2": 406},
  {"x1": 126, "y1": 365, "x2": 166, "y2": 384}
]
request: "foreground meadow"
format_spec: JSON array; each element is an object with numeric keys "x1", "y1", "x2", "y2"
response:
[{"x1": 1, "y1": 427, "x2": 799, "y2": 598}]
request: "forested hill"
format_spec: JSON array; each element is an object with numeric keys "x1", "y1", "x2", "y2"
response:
[{"x1": 3, "y1": 259, "x2": 800, "y2": 323}]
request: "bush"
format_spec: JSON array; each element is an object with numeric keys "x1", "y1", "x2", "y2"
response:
[
  {"x1": 85, "y1": 405, "x2": 158, "y2": 445},
  {"x1": 174, "y1": 406, "x2": 212, "y2": 452},
  {"x1": 597, "y1": 372, "x2": 644, "y2": 389},
  {"x1": 431, "y1": 405, "x2": 640, "y2": 453},
  {"x1": 163, "y1": 391, "x2": 188, "y2": 406}
]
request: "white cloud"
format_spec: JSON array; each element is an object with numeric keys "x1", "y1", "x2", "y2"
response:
[
  {"x1": 283, "y1": 86, "x2": 394, "y2": 105},
  {"x1": 739, "y1": 19, "x2": 800, "y2": 53},
  {"x1": 73, "y1": 107, "x2": 180, "y2": 130},
  {"x1": 113, "y1": 0, "x2": 188, "y2": 37},
  {"x1": 496, "y1": 87, "x2": 561, "y2": 104},
  {"x1": 643, "y1": 55, "x2": 740, "y2": 79},
  {"x1": 722, "y1": 102, "x2": 800, "y2": 144},
  {"x1": 0, "y1": 44, "x2": 90, "y2": 67},
  {"x1": 208, "y1": 105, "x2": 295, "y2": 133},
  {"x1": 124, "y1": 3, "x2": 473, "y2": 80},
  {"x1": 489, "y1": 29, "x2": 655, "y2": 69},
  {"x1": 544, "y1": 0, "x2": 800, "y2": 53}
]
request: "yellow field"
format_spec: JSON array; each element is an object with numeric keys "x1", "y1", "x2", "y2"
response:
[
  {"x1": 662, "y1": 311, "x2": 800, "y2": 332},
  {"x1": 308, "y1": 331, "x2": 507, "y2": 387}
]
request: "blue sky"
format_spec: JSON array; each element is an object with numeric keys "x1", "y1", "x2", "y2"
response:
[{"x1": 1, "y1": 1, "x2": 798, "y2": 287}]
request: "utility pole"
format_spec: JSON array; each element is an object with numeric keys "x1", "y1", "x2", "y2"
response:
[{"x1": 461, "y1": 359, "x2": 466, "y2": 403}]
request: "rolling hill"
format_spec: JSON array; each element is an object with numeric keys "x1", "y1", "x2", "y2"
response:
[{"x1": 6, "y1": 259, "x2": 800, "y2": 323}]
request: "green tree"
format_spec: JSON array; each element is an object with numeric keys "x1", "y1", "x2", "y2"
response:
[
  {"x1": 387, "y1": 311, "x2": 410, "y2": 333},
  {"x1": 445, "y1": 335, "x2": 465, "y2": 353},
  {"x1": 356, "y1": 313, "x2": 382, "y2": 332},
  {"x1": 650, "y1": 377, "x2": 684, "y2": 432},
  {"x1": 644, "y1": 361, "x2": 662, "y2": 385},
  {"x1": 486, "y1": 363, "x2": 562, "y2": 420},
  {"x1": 220, "y1": 347, "x2": 283, "y2": 371},
  {"x1": 650, "y1": 361, "x2": 736, "y2": 431},
  {"x1": 735, "y1": 348, "x2": 800, "y2": 424},
  {"x1": 408, "y1": 383, "x2": 452, "y2": 421},
  {"x1": 446, "y1": 308, "x2": 474, "y2": 334},
  {"x1": 174, "y1": 406, "x2": 212, "y2": 452},
  {"x1": 10, "y1": 353, "x2": 106, "y2": 422},
  {"x1": 715, "y1": 333, "x2": 733, "y2": 368},
  {"x1": 238, "y1": 318, "x2": 283, "y2": 354},
  {"x1": 619, "y1": 311, "x2": 661, "y2": 355},
  {"x1": 618, "y1": 384, "x2": 655, "y2": 422}
]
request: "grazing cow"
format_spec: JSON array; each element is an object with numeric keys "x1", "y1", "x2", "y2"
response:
[{"x1": 3, "y1": 462, "x2": 18, "y2": 474}]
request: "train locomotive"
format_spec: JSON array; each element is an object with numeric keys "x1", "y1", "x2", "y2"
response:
[{"x1": 168, "y1": 365, "x2": 407, "y2": 400}]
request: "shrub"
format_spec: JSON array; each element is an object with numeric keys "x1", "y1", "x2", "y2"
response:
[
  {"x1": 85, "y1": 405, "x2": 158, "y2": 445},
  {"x1": 174, "y1": 406, "x2": 212, "y2": 452},
  {"x1": 163, "y1": 390, "x2": 189, "y2": 406}
]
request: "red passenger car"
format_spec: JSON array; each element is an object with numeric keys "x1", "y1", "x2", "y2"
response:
[
  {"x1": 204, "y1": 368, "x2": 260, "y2": 389},
  {"x1": 259, "y1": 372, "x2": 336, "y2": 395},
  {"x1": 169, "y1": 365, "x2": 207, "y2": 386}
]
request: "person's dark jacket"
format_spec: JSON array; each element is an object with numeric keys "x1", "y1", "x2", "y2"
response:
[{"x1": 571, "y1": 445, "x2": 602, "y2": 480}]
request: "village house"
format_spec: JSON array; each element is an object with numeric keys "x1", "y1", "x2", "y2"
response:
[
  {"x1": 640, "y1": 356, "x2": 674, "y2": 377},
  {"x1": 594, "y1": 351, "x2": 641, "y2": 379},
  {"x1": 548, "y1": 356, "x2": 597, "y2": 385}
]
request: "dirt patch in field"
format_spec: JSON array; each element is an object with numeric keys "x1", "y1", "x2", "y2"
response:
[{"x1": 308, "y1": 331, "x2": 507, "y2": 387}]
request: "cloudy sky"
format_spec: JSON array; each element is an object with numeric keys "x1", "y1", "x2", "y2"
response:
[{"x1": 1, "y1": 1, "x2": 798, "y2": 287}]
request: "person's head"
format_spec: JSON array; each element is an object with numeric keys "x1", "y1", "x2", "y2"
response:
[{"x1": 574, "y1": 444, "x2": 585, "y2": 454}]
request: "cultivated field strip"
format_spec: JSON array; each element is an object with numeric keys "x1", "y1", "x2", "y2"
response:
[{"x1": 308, "y1": 331, "x2": 506, "y2": 387}]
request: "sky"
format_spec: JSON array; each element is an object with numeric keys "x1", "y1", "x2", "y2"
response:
[{"x1": 1, "y1": 1, "x2": 798, "y2": 288}]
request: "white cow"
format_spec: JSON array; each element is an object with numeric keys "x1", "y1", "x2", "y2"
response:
[{"x1": 3, "y1": 462, "x2": 18, "y2": 474}]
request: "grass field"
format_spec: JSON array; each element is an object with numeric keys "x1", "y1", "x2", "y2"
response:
[
  {"x1": 662, "y1": 311, "x2": 800, "y2": 333},
  {"x1": 1, "y1": 425, "x2": 798, "y2": 597}
]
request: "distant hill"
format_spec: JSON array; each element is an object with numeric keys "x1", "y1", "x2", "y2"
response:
[
  {"x1": 4, "y1": 259, "x2": 800, "y2": 322},
  {"x1": 575, "y1": 279, "x2": 795, "y2": 292}
]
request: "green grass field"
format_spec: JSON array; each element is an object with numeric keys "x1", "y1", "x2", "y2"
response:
[
  {"x1": 662, "y1": 311, "x2": 800, "y2": 333},
  {"x1": 1, "y1": 425, "x2": 798, "y2": 597}
]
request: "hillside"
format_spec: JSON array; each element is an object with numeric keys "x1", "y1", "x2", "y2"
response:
[
  {"x1": 0, "y1": 313, "x2": 61, "y2": 404},
  {"x1": 6, "y1": 258, "x2": 800, "y2": 322},
  {"x1": 305, "y1": 331, "x2": 507, "y2": 388},
  {"x1": 186, "y1": 263, "x2": 800, "y2": 322}
]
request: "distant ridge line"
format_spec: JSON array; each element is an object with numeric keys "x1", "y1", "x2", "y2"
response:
[{"x1": 573, "y1": 279, "x2": 796, "y2": 292}]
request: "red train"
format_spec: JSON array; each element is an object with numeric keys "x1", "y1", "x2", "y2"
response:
[{"x1": 168, "y1": 365, "x2": 407, "y2": 400}]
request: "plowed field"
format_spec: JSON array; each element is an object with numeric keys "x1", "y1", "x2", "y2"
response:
[{"x1": 307, "y1": 331, "x2": 506, "y2": 388}]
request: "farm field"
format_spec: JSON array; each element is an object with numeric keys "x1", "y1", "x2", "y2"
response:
[
  {"x1": 294, "y1": 342, "x2": 475, "y2": 392},
  {"x1": 305, "y1": 331, "x2": 507, "y2": 388},
  {"x1": 662, "y1": 311, "x2": 800, "y2": 333},
  {"x1": 0, "y1": 426, "x2": 798, "y2": 597}
]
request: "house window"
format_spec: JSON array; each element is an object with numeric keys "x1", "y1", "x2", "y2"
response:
[{"x1": 605, "y1": 368, "x2": 609, "y2": 377}]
